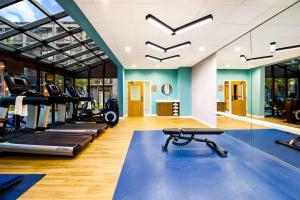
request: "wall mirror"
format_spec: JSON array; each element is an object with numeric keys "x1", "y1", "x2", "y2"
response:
[{"x1": 161, "y1": 83, "x2": 172, "y2": 95}]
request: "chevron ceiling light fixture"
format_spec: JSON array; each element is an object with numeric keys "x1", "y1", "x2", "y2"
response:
[
  {"x1": 145, "y1": 41, "x2": 191, "y2": 52},
  {"x1": 146, "y1": 14, "x2": 213, "y2": 35},
  {"x1": 240, "y1": 55, "x2": 273, "y2": 62},
  {"x1": 145, "y1": 55, "x2": 180, "y2": 62},
  {"x1": 270, "y1": 42, "x2": 300, "y2": 53}
]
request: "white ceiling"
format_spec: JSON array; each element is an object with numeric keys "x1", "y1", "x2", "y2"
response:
[
  {"x1": 217, "y1": 1, "x2": 300, "y2": 70},
  {"x1": 75, "y1": 0, "x2": 299, "y2": 69}
]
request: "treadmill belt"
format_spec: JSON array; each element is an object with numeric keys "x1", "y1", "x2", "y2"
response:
[
  {"x1": 47, "y1": 123, "x2": 107, "y2": 136},
  {"x1": 53, "y1": 123, "x2": 107, "y2": 130},
  {"x1": 9, "y1": 132, "x2": 92, "y2": 147}
]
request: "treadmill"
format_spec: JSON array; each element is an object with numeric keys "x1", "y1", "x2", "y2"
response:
[
  {"x1": 0, "y1": 75, "x2": 93, "y2": 157},
  {"x1": 37, "y1": 82, "x2": 107, "y2": 137}
]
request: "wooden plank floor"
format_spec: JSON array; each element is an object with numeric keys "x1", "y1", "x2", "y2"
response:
[{"x1": 0, "y1": 117, "x2": 258, "y2": 199}]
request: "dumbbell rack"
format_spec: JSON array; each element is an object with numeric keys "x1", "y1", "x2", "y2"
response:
[{"x1": 172, "y1": 102, "x2": 180, "y2": 116}]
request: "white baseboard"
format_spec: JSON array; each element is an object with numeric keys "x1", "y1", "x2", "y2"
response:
[
  {"x1": 246, "y1": 113, "x2": 264, "y2": 118},
  {"x1": 191, "y1": 116, "x2": 216, "y2": 128},
  {"x1": 145, "y1": 114, "x2": 157, "y2": 116},
  {"x1": 218, "y1": 111, "x2": 300, "y2": 135}
]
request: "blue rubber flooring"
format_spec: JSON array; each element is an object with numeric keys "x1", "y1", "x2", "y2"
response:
[
  {"x1": 0, "y1": 174, "x2": 45, "y2": 200},
  {"x1": 113, "y1": 130, "x2": 300, "y2": 200},
  {"x1": 226, "y1": 129, "x2": 300, "y2": 168}
]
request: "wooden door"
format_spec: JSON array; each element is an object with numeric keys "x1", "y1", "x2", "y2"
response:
[
  {"x1": 224, "y1": 81, "x2": 230, "y2": 111},
  {"x1": 128, "y1": 81, "x2": 144, "y2": 116},
  {"x1": 231, "y1": 81, "x2": 247, "y2": 116}
]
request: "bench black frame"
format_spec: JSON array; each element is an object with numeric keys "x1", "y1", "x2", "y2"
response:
[
  {"x1": 276, "y1": 137, "x2": 300, "y2": 151},
  {"x1": 162, "y1": 133, "x2": 228, "y2": 157}
]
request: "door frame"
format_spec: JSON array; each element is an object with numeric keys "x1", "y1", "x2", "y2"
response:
[
  {"x1": 126, "y1": 80, "x2": 152, "y2": 116},
  {"x1": 223, "y1": 80, "x2": 247, "y2": 114}
]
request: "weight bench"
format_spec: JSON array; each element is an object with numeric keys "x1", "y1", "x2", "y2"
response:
[{"x1": 162, "y1": 128, "x2": 228, "y2": 157}]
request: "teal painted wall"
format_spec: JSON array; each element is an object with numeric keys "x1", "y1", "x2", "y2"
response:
[
  {"x1": 178, "y1": 68, "x2": 192, "y2": 116},
  {"x1": 217, "y1": 68, "x2": 265, "y2": 116},
  {"x1": 250, "y1": 67, "x2": 265, "y2": 116},
  {"x1": 124, "y1": 68, "x2": 191, "y2": 116},
  {"x1": 56, "y1": 0, "x2": 124, "y2": 116}
]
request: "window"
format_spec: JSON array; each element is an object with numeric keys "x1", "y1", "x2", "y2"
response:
[
  {"x1": 23, "y1": 67, "x2": 37, "y2": 90},
  {"x1": 75, "y1": 79, "x2": 88, "y2": 97},
  {"x1": 55, "y1": 74, "x2": 64, "y2": 91},
  {"x1": 89, "y1": 78, "x2": 117, "y2": 108},
  {"x1": 40, "y1": 71, "x2": 53, "y2": 96},
  {"x1": 0, "y1": 61, "x2": 7, "y2": 97},
  {"x1": 0, "y1": 0, "x2": 110, "y2": 72}
]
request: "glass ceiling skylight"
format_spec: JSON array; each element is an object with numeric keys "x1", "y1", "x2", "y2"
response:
[{"x1": 0, "y1": 0, "x2": 110, "y2": 72}]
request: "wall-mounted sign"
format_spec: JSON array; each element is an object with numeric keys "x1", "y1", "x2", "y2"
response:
[
  {"x1": 218, "y1": 84, "x2": 224, "y2": 92},
  {"x1": 152, "y1": 84, "x2": 157, "y2": 92}
]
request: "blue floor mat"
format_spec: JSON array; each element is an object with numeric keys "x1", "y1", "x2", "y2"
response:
[
  {"x1": 113, "y1": 130, "x2": 300, "y2": 200},
  {"x1": 225, "y1": 129, "x2": 300, "y2": 168},
  {"x1": 0, "y1": 174, "x2": 45, "y2": 200}
]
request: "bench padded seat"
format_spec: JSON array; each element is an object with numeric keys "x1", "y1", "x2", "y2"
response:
[
  {"x1": 182, "y1": 128, "x2": 223, "y2": 134},
  {"x1": 163, "y1": 128, "x2": 181, "y2": 135},
  {"x1": 163, "y1": 128, "x2": 223, "y2": 135}
]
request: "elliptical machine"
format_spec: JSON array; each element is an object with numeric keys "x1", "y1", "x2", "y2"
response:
[{"x1": 65, "y1": 81, "x2": 119, "y2": 127}]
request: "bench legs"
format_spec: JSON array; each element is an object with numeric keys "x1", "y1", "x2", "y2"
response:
[
  {"x1": 275, "y1": 137, "x2": 300, "y2": 151},
  {"x1": 162, "y1": 135, "x2": 174, "y2": 152},
  {"x1": 162, "y1": 135, "x2": 228, "y2": 157}
]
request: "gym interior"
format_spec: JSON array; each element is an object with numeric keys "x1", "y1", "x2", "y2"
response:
[{"x1": 0, "y1": 0, "x2": 300, "y2": 199}]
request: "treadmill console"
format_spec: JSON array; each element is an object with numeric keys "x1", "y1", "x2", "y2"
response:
[
  {"x1": 46, "y1": 83, "x2": 62, "y2": 97},
  {"x1": 4, "y1": 75, "x2": 29, "y2": 95},
  {"x1": 65, "y1": 82, "x2": 79, "y2": 97},
  {"x1": 4, "y1": 75, "x2": 43, "y2": 97}
]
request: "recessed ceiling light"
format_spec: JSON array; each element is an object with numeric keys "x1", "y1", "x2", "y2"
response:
[
  {"x1": 225, "y1": 64, "x2": 230, "y2": 68},
  {"x1": 125, "y1": 46, "x2": 132, "y2": 52},
  {"x1": 132, "y1": 64, "x2": 137, "y2": 68},
  {"x1": 199, "y1": 46, "x2": 205, "y2": 52},
  {"x1": 234, "y1": 47, "x2": 241, "y2": 52},
  {"x1": 156, "y1": 64, "x2": 160, "y2": 68}
]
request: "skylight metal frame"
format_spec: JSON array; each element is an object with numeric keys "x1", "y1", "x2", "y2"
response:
[{"x1": 0, "y1": 0, "x2": 110, "y2": 72}]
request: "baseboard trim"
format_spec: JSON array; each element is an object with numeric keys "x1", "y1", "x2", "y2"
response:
[
  {"x1": 218, "y1": 111, "x2": 300, "y2": 135},
  {"x1": 145, "y1": 114, "x2": 157, "y2": 116},
  {"x1": 246, "y1": 113, "x2": 264, "y2": 118},
  {"x1": 179, "y1": 116, "x2": 193, "y2": 118}
]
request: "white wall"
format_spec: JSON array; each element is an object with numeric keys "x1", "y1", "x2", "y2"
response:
[{"x1": 192, "y1": 54, "x2": 217, "y2": 127}]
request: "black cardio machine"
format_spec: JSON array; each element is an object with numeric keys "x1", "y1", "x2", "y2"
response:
[
  {"x1": 38, "y1": 82, "x2": 107, "y2": 136},
  {"x1": 65, "y1": 81, "x2": 119, "y2": 127},
  {"x1": 0, "y1": 74, "x2": 94, "y2": 156}
]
